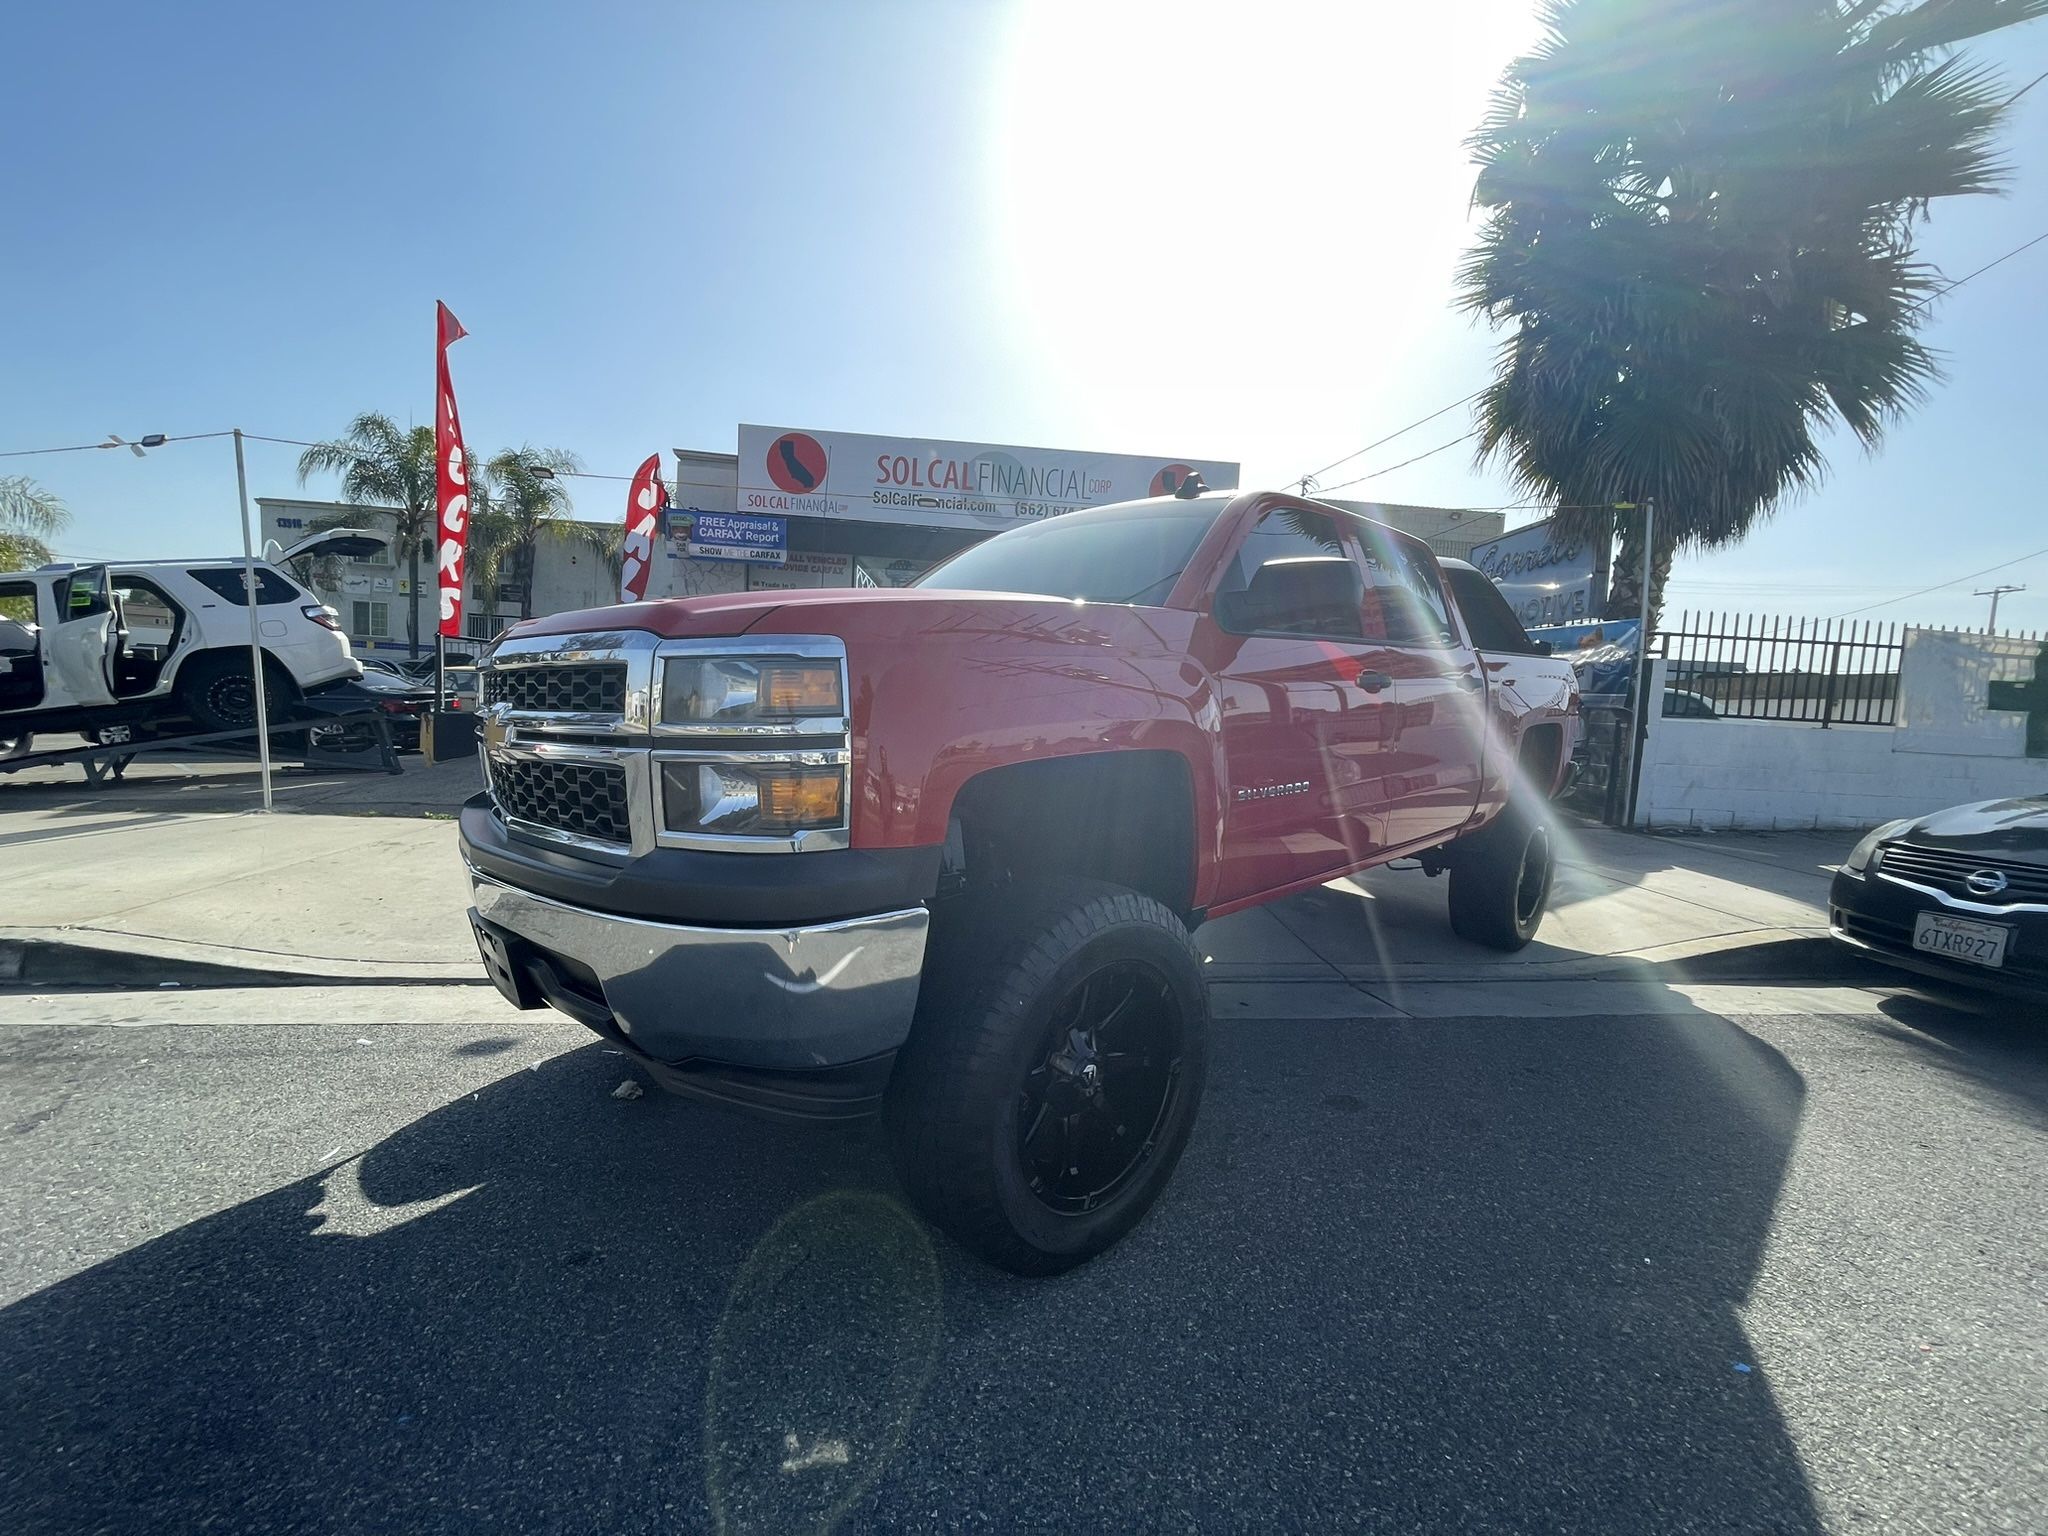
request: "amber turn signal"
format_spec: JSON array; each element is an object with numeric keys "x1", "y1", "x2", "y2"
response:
[
  {"x1": 759, "y1": 663, "x2": 843, "y2": 716},
  {"x1": 759, "y1": 770, "x2": 843, "y2": 829}
]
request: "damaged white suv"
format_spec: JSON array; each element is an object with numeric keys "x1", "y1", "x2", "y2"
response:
[{"x1": 0, "y1": 528, "x2": 383, "y2": 757}]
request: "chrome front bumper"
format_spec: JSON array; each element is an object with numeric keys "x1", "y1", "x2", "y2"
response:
[{"x1": 467, "y1": 872, "x2": 929, "y2": 1071}]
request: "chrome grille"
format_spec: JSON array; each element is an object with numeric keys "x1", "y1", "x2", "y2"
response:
[
  {"x1": 1879, "y1": 843, "x2": 2048, "y2": 906},
  {"x1": 486, "y1": 663, "x2": 627, "y2": 715},
  {"x1": 491, "y1": 759, "x2": 631, "y2": 846}
]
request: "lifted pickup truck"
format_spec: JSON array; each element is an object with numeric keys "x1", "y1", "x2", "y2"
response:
[{"x1": 461, "y1": 489, "x2": 1577, "y2": 1273}]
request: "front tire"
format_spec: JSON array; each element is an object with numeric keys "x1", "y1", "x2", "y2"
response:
[
  {"x1": 884, "y1": 881, "x2": 1210, "y2": 1276},
  {"x1": 1447, "y1": 807, "x2": 1555, "y2": 952}
]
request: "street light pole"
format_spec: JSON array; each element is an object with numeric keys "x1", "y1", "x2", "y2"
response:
[{"x1": 232, "y1": 428, "x2": 275, "y2": 812}]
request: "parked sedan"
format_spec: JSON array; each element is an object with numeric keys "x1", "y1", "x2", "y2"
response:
[
  {"x1": 307, "y1": 669, "x2": 433, "y2": 753},
  {"x1": 1830, "y1": 797, "x2": 2048, "y2": 995}
]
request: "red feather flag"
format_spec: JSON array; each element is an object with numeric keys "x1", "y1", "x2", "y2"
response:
[
  {"x1": 620, "y1": 453, "x2": 667, "y2": 603},
  {"x1": 434, "y1": 302, "x2": 471, "y2": 639}
]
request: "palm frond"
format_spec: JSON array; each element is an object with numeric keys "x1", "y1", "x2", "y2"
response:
[
  {"x1": 1460, "y1": 0, "x2": 2043, "y2": 621},
  {"x1": 0, "y1": 475, "x2": 70, "y2": 540}
]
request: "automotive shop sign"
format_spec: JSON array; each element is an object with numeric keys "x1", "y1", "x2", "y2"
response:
[
  {"x1": 676, "y1": 511, "x2": 787, "y2": 564},
  {"x1": 736, "y1": 424, "x2": 1238, "y2": 532},
  {"x1": 1468, "y1": 517, "x2": 1599, "y2": 628}
]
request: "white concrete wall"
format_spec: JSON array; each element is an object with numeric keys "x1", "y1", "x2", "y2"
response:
[{"x1": 1637, "y1": 653, "x2": 2048, "y2": 832}]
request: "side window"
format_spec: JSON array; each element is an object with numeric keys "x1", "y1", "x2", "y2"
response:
[
  {"x1": 1441, "y1": 564, "x2": 1543, "y2": 654},
  {"x1": 1360, "y1": 531, "x2": 1456, "y2": 646},
  {"x1": 0, "y1": 581, "x2": 36, "y2": 630},
  {"x1": 1213, "y1": 507, "x2": 1365, "y2": 639},
  {"x1": 59, "y1": 570, "x2": 112, "y2": 620},
  {"x1": 112, "y1": 576, "x2": 182, "y2": 649},
  {"x1": 186, "y1": 567, "x2": 302, "y2": 606},
  {"x1": 0, "y1": 581, "x2": 38, "y2": 656}
]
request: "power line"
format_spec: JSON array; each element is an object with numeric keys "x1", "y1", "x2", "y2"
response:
[
  {"x1": 1828, "y1": 543, "x2": 2048, "y2": 618},
  {"x1": 1290, "y1": 221, "x2": 2048, "y2": 503},
  {"x1": 0, "y1": 430, "x2": 234, "y2": 460},
  {"x1": 1297, "y1": 391, "x2": 1487, "y2": 491},
  {"x1": 1910, "y1": 226, "x2": 2048, "y2": 311},
  {"x1": 2002, "y1": 65, "x2": 2047, "y2": 107},
  {"x1": 1311, "y1": 431, "x2": 1482, "y2": 497}
]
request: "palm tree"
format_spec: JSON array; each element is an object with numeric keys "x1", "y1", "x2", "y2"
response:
[
  {"x1": 295, "y1": 413, "x2": 439, "y2": 655},
  {"x1": 295, "y1": 413, "x2": 493, "y2": 653},
  {"x1": 1459, "y1": 0, "x2": 2044, "y2": 628},
  {"x1": 0, "y1": 475, "x2": 69, "y2": 570},
  {"x1": 481, "y1": 447, "x2": 599, "y2": 620}
]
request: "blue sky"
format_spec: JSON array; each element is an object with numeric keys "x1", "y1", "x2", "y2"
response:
[{"x1": 4, "y1": 1, "x2": 2045, "y2": 632}]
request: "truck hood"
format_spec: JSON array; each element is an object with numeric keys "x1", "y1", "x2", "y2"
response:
[{"x1": 503, "y1": 587, "x2": 1181, "y2": 647}]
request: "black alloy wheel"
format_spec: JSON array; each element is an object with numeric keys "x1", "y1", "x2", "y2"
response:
[
  {"x1": 1016, "y1": 960, "x2": 1186, "y2": 1216},
  {"x1": 884, "y1": 879, "x2": 1211, "y2": 1276}
]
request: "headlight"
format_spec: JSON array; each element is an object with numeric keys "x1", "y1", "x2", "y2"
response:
[
  {"x1": 1843, "y1": 818, "x2": 1912, "y2": 875},
  {"x1": 661, "y1": 655, "x2": 843, "y2": 726},
  {"x1": 659, "y1": 757, "x2": 845, "y2": 837}
]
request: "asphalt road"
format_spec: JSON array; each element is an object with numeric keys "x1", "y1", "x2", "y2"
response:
[{"x1": 0, "y1": 981, "x2": 2041, "y2": 1535}]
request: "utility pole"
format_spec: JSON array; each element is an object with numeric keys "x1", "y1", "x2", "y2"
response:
[
  {"x1": 232, "y1": 428, "x2": 274, "y2": 812},
  {"x1": 1975, "y1": 585, "x2": 2024, "y2": 631}
]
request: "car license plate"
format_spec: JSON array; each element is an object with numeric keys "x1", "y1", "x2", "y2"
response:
[{"x1": 1912, "y1": 912, "x2": 2010, "y2": 969}]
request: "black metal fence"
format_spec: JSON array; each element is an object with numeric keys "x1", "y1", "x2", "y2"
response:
[{"x1": 1653, "y1": 613, "x2": 2044, "y2": 727}]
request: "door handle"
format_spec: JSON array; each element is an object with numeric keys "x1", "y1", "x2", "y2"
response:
[{"x1": 1356, "y1": 669, "x2": 1392, "y2": 694}]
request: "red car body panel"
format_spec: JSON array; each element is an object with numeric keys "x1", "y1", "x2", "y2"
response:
[{"x1": 509, "y1": 491, "x2": 1578, "y2": 919}]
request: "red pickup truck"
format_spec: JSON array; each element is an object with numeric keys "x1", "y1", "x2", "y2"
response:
[{"x1": 461, "y1": 489, "x2": 1578, "y2": 1273}]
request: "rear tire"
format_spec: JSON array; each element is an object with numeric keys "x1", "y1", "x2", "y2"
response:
[
  {"x1": 175, "y1": 653, "x2": 295, "y2": 733},
  {"x1": 884, "y1": 880, "x2": 1210, "y2": 1276},
  {"x1": 1447, "y1": 806, "x2": 1555, "y2": 952}
]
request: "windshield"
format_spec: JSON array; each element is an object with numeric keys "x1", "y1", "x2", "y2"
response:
[{"x1": 915, "y1": 497, "x2": 1229, "y2": 605}]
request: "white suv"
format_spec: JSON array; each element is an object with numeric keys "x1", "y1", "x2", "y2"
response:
[{"x1": 0, "y1": 528, "x2": 383, "y2": 756}]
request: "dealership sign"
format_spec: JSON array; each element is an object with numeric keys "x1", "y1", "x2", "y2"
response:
[
  {"x1": 1468, "y1": 517, "x2": 1599, "y2": 628},
  {"x1": 677, "y1": 510, "x2": 787, "y2": 565},
  {"x1": 736, "y1": 424, "x2": 1238, "y2": 532}
]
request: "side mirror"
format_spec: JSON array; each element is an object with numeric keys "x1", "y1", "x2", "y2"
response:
[{"x1": 1531, "y1": 638, "x2": 1553, "y2": 656}]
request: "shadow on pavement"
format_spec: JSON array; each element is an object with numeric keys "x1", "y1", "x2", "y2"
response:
[
  {"x1": 1871, "y1": 987, "x2": 2048, "y2": 1124},
  {"x1": 1, "y1": 1000, "x2": 1821, "y2": 1534}
]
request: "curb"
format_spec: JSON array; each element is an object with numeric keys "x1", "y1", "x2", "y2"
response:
[{"x1": 0, "y1": 936, "x2": 486, "y2": 992}]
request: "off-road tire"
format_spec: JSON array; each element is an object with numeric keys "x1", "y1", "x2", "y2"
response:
[
  {"x1": 175, "y1": 652, "x2": 295, "y2": 734},
  {"x1": 1447, "y1": 804, "x2": 1555, "y2": 952},
  {"x1": 884, "y1": 880, "x2": 1209, "y2": 1276}
]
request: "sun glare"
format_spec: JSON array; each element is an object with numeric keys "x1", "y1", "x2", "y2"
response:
[{"x1": 987, "y1": 1, "x2": 1545, "y2": 470}]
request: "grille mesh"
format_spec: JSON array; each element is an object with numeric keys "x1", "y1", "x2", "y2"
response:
[
  {"x1": 491, "y1": 759, "x2": 631, "y2": 845},
  {"x1": 485, "y1": 664, "x2": 627, "y2": 715},
  {"x1": 1880, "y1": 844, "x2": 2048, "y2": 906}
]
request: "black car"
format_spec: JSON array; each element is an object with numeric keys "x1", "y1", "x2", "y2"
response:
[
  {"x1": 307, "y1": 670, "x2": 433, "y2": 753},
  {"x1": 1830, "y1": 797, "x2": 2048, "y2": 996}
]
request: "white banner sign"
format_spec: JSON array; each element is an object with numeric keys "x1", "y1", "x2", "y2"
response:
[
  {"x1": 736, "y1": 424, "x2": 1238, "y2": 532},
  {"x1": 1468, "y1": 517, "x2": 1600, "y2": 628},
  {"x1": 748, "y1": 552, "x2": 856, "y2": 591}
]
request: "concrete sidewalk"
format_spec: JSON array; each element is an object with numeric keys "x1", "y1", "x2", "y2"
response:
[
  {"x1": 2, "y1": 806, "x2": 480, "y2": 982},
  {"x1": 0, "y1": 737, "x2": 483, "y2": 817},
  {"x1": 2, "y1": 799, "x2": 1871, "y2": 1005}
]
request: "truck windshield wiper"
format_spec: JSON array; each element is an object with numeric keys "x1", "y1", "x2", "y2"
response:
[{"x1": 1113, "y1": 567, "x2": 1187, "y2": 606}]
